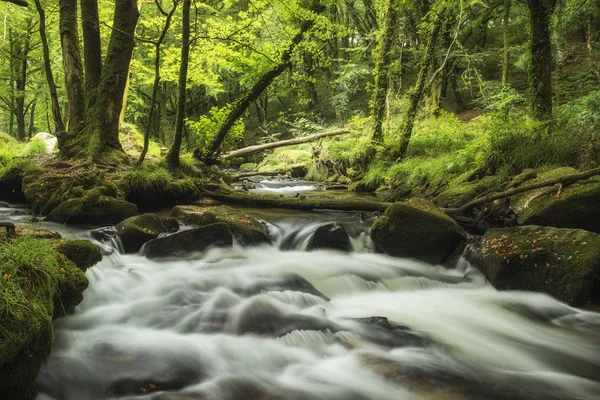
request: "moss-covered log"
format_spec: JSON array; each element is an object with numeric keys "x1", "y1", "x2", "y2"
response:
[{"x1": 204, "y1": 189, "x2": 390, "y2": 212}]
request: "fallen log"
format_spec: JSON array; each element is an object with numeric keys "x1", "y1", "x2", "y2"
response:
[
  {"x1": 222, "y1": 129, "x2": 350, "y2": 160},
  {"x1": 204, "y1": 189, "x2": 390, "y2": 212},
  {"x1": 233, "y1": 170, "x2": 287, "y2": 180},
  {"x1": 444, "y1": 167, "x2": 600, "y2": 215}
]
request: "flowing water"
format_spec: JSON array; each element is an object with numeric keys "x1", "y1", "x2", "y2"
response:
[{"x1": 3, "y1": 192, "x2": 600, "y2": 400}]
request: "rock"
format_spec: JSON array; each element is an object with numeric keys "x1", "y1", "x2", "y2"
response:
[
  {"x1": 435, "y1": 181, "x2": 487, "y2": 208},
  {"x1": 510, "y1": 167, "x2": 600, "y2": 233},
  {"x1": 0, "y1": 202, "x2": 8, "y2": 208},
  {"x1": 126, "y1": 178, "x2": 198, "y2": 209},
  {"x1": 30, "y1": 132, "x2": 57, "y2": 154},
  {"x1": 160, "y1": 217, "x2": 180, "y2": 232},
  {"x1": 307, "y1": 223, "x2": 352, "y2": 252},
  {"x1": 464, "y1": 225, "x2": 600, "y2": 305},
  {"x1": 288, "y1": 164, "x2": 308, "y2": 178},
  {"x1": 349, "y1": 179, "x2": 377, "y2": 193},
  {"x1": 115, "y1": 213, "x2": 170, "y2": 253},
  {"x1": 53, "y1": 253, "x2": 90, "y2": 317},
  {"x1": 171, "y1": 205, "x2": 271, "y2": 245},
  {"x1": 54, "y1": 239, "x2": 102, "y2": 271},
  {"x1": 239, "y1": 163, "x2": 257, "y2": 172},
  {"x1": 142, "y1": 223, "x2": 233, "y2": 259},
  {"x1": 370, "y1": 199, "x2": 466, "y2": 264},
  {"x1": 47, "y1": 188, "x2": 138, "y2": 225},
  {"x1": 505, "y1": 168, "x2": 537, "y2": 189},
  {"x1": 325, "y1": 185, "x2": 348, "y2": 191}
]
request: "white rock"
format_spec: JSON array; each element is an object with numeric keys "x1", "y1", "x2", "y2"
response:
[{"x1": 31, "y1": 132, "x2": 57, "y2": 153}]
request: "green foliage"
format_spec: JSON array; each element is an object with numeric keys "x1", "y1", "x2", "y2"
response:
[
  {"x1": 25, "y1": 138, "x2": 48, "y2": 156},
  {"x1": 187, "y1": 106, "x2": 244, "y2": 153}
]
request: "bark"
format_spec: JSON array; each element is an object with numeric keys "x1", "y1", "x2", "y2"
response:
[
  {"x1": 525, "y1": 0, "x2": 555, "y2": 119},
  {"x1": 221, "y1": 129, "x2": 350, "y2": 160},
  {"x1": 82, "y1": 0, "x2": 140, "y2": 160},
  {"x1": 28, "y1": 98, "x2": 36, "y2": 137},
  {"x1": 395, "y1": 18, "x2": 441, "y2": 160},
  {"x1": 371, "y1": 0, "x2": 396, "y2": 144},
  {"x1": 204, "y1": 187, "x2": 390, "y2": 212},
  {"x1": 81, "y1": 0, "x2": 102, "y2": 96},
  {"x1": 2, "y1": 0, "x2": 28, "y2": 6},
  {"x1": 139, "y1": 0, "x2": 178, "y2": 165},
  {"x1": 205, "y1": 0, "x2": 325, "y2": 160},
  {"x1": 34, "y1": 0, "x2": 65, "y2": 133},
  {"x1": 444, "y1": 167, "x2": 600, "y2": 215},
  {"x1": 59, "y1": 0, "x2": 85, "y2": 134},
  {"x1": 166, "y1": 0, "x2": 191, "y2": 168},
  {"x1": 502, "y1": 0, "x2": 510, "y2": 85},
  {"x1": 14, "y1": 18, "x2": 32, "y2": 141}
]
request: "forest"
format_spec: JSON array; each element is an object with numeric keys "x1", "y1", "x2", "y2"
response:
[{"x1": 1, "y1": 0, "x2": 600, "y2": 399}]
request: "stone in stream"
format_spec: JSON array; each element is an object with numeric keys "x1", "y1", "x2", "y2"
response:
[
  {"x1": 0, "y1": 202, "x2": 9, "y2": 208},
  {"x1": 307, "y1": 222, "x2": 352, "y2": 252},
  {"x1": 510, "y1": 167, "x2": 600, "y2": 233},
  {"x1": 115, "y1": 213, "x2": 177, "y2": 253},
  {"x1": 370, "y1": 199, "x2": 466, "y2": 264},
  {"x1": 54, "y1": 239, "x2": 103, "y2": 272},
  {"x1": 142, "y1": 223, "x2": 233, "y2": 259},
  {"x1": 464, "y1": 225, "x2": 600, "y2": 305},
  {"x1": 171, "y1": 205, "x2": 271, "y2": 245}
]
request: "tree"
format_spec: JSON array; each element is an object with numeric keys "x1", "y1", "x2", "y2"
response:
[
  {"x1": 525, "y1": 0, "x2": 556, "y2": 119},
  {"x1": 58, "y1": 0, "x2": 140, "y2": 162},
  {"x1": 166, "y1": 0, "x2": 190, "y2": 168}
]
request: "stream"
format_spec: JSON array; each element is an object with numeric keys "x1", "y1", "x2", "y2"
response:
[{"x1": 3, "y1": 183, "x2": 600, "y2": 399}]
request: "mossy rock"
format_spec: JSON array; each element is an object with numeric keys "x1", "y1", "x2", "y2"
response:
[
  {"x1": 435, "y1": 181, "x2": 487, "y2": 208},
  {"x1": 288, "y1": 163, "x2": 308, "y2": 178},
  {"x1": 307, "y1": 222, "x2": 351, "y2": 252},
  {"x1": 0, "y1": 237, "x2": 91, "y2": 398},
  {"x1": 505, "y1": 168, "x2": 537, "y2": 189},
  {"x1": 510, "y1": 167, "x2": 600, "y2": 233},
  {"x1": 126, "y1": 178, "x2": 199, "y2": 209},
  {"x1": 370, "y1": 199, "x2": 466, "y2": 264},
  {"x1": 0, "y1": 163, "x2": 31, "y2": 203},
  {"x1": 54, "y1": 239, "x2": 102, "y2": 271},
  {"x1": 142, "y1": 222, "x2": 233, "y2": 259},
  {"x1": 239, "y1": 163, "x2": 257, "y2": 172},
  {"x1": 171, "y1": 205, "x2": 271, "y2": 245},
  {"x1": 115, "y1": 213, "x2": 170, "y2": 253},
  {"x1": 464, "y1": 225, "x2": 600, "y2": 305},
  {"x1": 47, "y1": 189, "x2": 138, "y2": 225},
  {"x1": 349, "y1": 179, "x2": 378, "y2": 193}
]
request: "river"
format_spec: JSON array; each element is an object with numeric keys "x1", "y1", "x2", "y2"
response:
[{"x1": 3, "y1": 183, "x2": 600, "y2": 399}]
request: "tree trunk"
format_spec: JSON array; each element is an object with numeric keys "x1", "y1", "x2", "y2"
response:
[
  {"x1": 166, "y1": 0, "x2": 191, "y2": 168},
  {"x1": 139, "y1": 0, "x2": 178, "y2": 165},
  {"x1": 59, "y1": 0, "x2": 86, "y2": 134},
  {"x1": 205, "y1": 0, "x2": 325, "y2": 160},
  {"x1": 395, "y1": 18, "x2": 441, "y2": 160},
  {"x1": 81, "y1": 0, "x2": 102, "y2": 97},
  {"x1": 14, "y1": 18, "x2": 32, "y2": 141},
  {"x1": 502, "y1": 0, "x2": 511, "y2": 85},
  {"x1": 525, "y1": 0, "x2": 555, "y2": 119},
  {"x1": 222, "y1": 129, "x2": 350, "y2": 160},
  {"x1": 371, "y1": 0, "x2": 396, "y2": 144},
  {"x1": 84, "y1": 0, "x2": 140, "y2": 161},
  {"x1": 34, "y1": 0, "x2": 65, "y2": 133},
  {"x1": 28, "y1": 98, "x2": 36, "y2": 137}
]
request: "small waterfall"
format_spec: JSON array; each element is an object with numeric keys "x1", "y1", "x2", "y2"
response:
[{"x1": 88, "y1": 226, "x2": 125, "y2": 255}]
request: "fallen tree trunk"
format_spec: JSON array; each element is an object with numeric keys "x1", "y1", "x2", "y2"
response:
[
  {"x1": 222, "y1": 129, "x2": 350, "y2": 160},
  {"x1": 233, "y1": 171, "x2": 286, "y2": 180},
  {"x1": 444, "y1": 167, "x2": 600, "y2": 215},
  {"x1": 204, "y1": 188, "x2": 390, "y2": 212}
]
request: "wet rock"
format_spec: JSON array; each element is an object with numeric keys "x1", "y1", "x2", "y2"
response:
[
  {"x1": 116, "y1": 213, "x2": 171, "y2": 253},
  {"x1": 288, "y1": 164, "x2": 308, "y2": 178},
  {"x1": 352, "y1": 316, "x2": 431, "y2": 348},
  {"x1": 0, "y1": 202, "x2": 9, "y2": 208},
  {"x1": 47, "y1": 188, "x2": 138, "y2": 225},
  {"x1": 171, "y1": 205, "x2": 271, "y2": 245},
  {"x1": 307, "y1": 222, "x2": 352, "y2": 252},
  {"x1": 143, "y1": 223, "x2": 233, "y2": 259},
  {"x1": 161, "y1": 217, "x2": 180, "y2": 232},
  {"x1": 54, "y1": 239, "x2": 102, "y2": 271},
  {"x1": 510, "y1": 167, "x2": 600, "y2": 233},
  {"x1": 464, "y1": 225, "x2": 600, "y2": 305},
  {"x1": 370, "y1": 199, "x2": 466, "y2": 264}
]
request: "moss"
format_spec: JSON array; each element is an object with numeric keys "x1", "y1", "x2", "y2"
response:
[
  {"x1": 47, "y1": 189, "x2": 139, "y2": 225},
  {"x1": 115, "y1": 214, "x2": 169, "y2": 253},
  {"x1": 0, "y1": 236, "x2": 91, "y2": 398},
  {"x1": 371, "y1": 199, "x2": 466, "y2": 264},
  {"x1": 54, "y1": 240, "x2": 102, "y2": 271},
  {"x1": 435, "y1": 181, "x2": 487, "y2": 208},
  {"x1": 239, "y1": 163, "x2": 257, "y2": 172},
  {"x1": 505, "y1": 168, "x2": 537, "y2": 189},
  {"x1": 0, "y1": 158, "x2": 41, "y2": 203},
  {"x1": 171, "y1": 205, "x2": 271, "y2": 245},
  {"x1": 465, "y1": 225, "x2": 600, "y2": 305}
]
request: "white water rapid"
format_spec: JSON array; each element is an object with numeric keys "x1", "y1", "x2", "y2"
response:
[{"x1": 34, "y1": 212, "x2": 600, "y2": 400}]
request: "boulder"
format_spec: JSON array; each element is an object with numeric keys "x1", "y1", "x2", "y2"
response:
[
  {"x1": 115, "y1": 213, "x2": 171, "y2": 253},
  {"x1": 510, "y1": 167, "x2": 600, "y2": 233},
  {"x1": 142, "y1": 223, "x2": 233, "y2": 259},
  {"x1": 47, "y1": 188, "x2": 138, "y2": 225},
  {"x1": 287, "y1": 164, "x2": 308, "y2": 178},
  {"x1": 54, "y1": 239, "x2": 102, "y2": 271},
  {"x1": 30, "y1": 132, "x2": 57, "y2": 154},
  {"x1": 435, "y1": 176, "x2": 501, "y2": 208},
  {"x1": 464, "y1": 225, "x2": 600, "y2": 305},
  {"x1": 370, "y1": 199, "x2": 466, "y2": 264},
  {"x1": 171, "y1": 205, "x2": 271, "y2": 245},
  {"x1": 307, "y1": 222, "x2": 352, "y2": 252}
]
